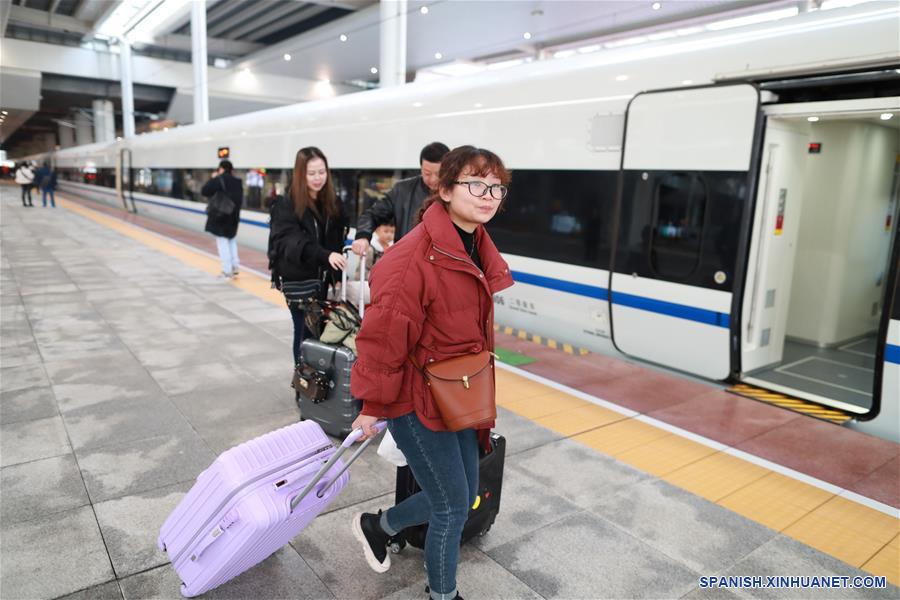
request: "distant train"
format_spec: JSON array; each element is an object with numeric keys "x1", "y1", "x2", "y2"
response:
[{"x1": 37, "y1": 3, "x2": 900, "y2": 442}]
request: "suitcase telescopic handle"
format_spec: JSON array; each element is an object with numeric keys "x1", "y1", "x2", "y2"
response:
[
  {"x1": 340, "y1": 245, "x2": 366, "y2": 318},
  {"x1": 290, "y1": 421, "x2": 386, "y2": 512}
]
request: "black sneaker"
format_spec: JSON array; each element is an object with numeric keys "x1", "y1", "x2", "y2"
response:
[
  {"x1": 351, "y1": 511, "x2": 391, "y2": 573},
  {"x1": 424, "y1": 585, "x2": 463, "y2": 600}
]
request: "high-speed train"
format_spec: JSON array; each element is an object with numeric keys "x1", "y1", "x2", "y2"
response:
[{"x1": 40, "y1": 3, "x2": 900, "y2": 441}]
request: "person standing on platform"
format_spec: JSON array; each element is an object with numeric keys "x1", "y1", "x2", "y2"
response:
[
  {"x1": 351, "y1": 141, "x2": 449, "y2": 257},
  {"x1": 349, "y1": 146, "x2": 514, "y2": 600},
  {"x1": 14, "y1": 162, "x2": 35, "y2": 207},
  {"x1": 269, "y1": 147, "x2": 347, "y2": 365},
  {"x1": 202, "y1": 160, "x2": 244, "y2": 278},
  {"x1": 34, "y1": 163, "x2": 58, "y2": 208}
]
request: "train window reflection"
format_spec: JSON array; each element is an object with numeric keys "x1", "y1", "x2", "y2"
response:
[{"x1": 650, "y1": 172, "x2": 707, "y2": 279}]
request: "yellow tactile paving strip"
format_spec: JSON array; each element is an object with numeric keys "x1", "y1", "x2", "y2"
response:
[
  {"x1": 62, "y1": 196, "x2": 900, "y2": 587},
  {"x1": 494, "y1": 324, "x2": 590, "y2": 355}
]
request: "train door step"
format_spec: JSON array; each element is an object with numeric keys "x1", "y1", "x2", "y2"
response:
[{"x1": 727, "y1": 383, "x2": 854, "y2": 425}]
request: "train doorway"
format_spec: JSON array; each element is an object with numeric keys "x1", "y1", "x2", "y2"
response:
[{"x1": 740, "y1": 98, "x2": 900, "y2": 416}]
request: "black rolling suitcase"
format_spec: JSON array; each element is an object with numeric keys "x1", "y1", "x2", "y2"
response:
[{"x1": 389, "y1": 432, "x2": 505, "y2": 553}]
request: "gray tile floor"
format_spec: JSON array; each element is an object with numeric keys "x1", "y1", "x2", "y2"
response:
[{"x1": 1, "y1": 189, "x2": 896, "y2": 599}]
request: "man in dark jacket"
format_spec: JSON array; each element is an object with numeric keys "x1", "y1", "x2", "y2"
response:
[
  {"x1": 351, "y1": 141, "x2": 448, "y2": 257},
  {"x1": 203, "y1": 160, "x2": 244, "y2": 278},
  {"x1": 34, "y1": 163, "x2": 58, "y2": 208}
]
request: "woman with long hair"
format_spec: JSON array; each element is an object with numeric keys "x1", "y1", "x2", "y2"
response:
[
  {"x1": 349, "y1": 146, "x2": 513, "y2": 600},
  {"x1": 269, "y1": 147, "x2": 347, "y2": 365}
]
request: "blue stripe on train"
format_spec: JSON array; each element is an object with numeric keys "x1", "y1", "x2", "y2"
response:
[
  {"x1": 886, "y1": 344, "x2": 900, "y2": 365},
  {"x1": 133, "y1": 197, "x2": 270, "y2": 229},
  {"x1": 509, "y1": 270, "x2": 729, "y2": 328}
]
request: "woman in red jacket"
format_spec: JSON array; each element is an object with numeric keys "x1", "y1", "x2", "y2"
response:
[{"x1": 350, "y1": 146, "x2": 513, "y2": 600}]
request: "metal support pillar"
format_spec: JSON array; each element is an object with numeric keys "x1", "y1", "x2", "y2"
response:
[
  {"x1": 379, "y1": 0, "x2": 407, "y2": 88},
  {"x1": 58, "y1": 123, "x2": 75, "y2": 148},
  {"x1": 191, "y1": 0, "x2": 210, "y2": 124},
  {"x1": 120, "y1": 39, "x2": 136, "y2": 138},
  {"x1": 74, "y1": 111, "x2": 93, "y2": 146},
  {"x1": 92, "y1": 99, "x2": 115, "y2": 142}
]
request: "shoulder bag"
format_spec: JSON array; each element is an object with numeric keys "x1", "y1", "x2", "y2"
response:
[
  {"x1": 409, "y1": 351, "x2": 496, "y2": 431},
  {"x1": 206, "y1": 177, "x2": 236, "y2": 215}
]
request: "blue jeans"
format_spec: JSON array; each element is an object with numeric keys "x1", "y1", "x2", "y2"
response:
[
  {"x1": 42, "y1": 188, "x2": 55, "y2": 207},
  {"x1": 384, "y1": 412, "x2": 479, "y2": 597}
]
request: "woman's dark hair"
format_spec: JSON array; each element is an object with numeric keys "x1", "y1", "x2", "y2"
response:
[
  {"x1": 419, "y1": 141, "x2": 450, "y2": 165},
  {"x1": 417, "y1": 146, "x2": 511, "y2": 223},
  {"x1": 290, "y1": 146, "x2": 338, "y2": 219}
]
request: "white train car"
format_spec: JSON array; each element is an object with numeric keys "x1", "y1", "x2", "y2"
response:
[{"x1": 47, "y1": 3, "x2": 900, "y2": 441}]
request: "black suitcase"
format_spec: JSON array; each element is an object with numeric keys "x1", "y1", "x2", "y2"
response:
[{"x1": 389, "y1": 432, "x2": 505, "y2": 552}]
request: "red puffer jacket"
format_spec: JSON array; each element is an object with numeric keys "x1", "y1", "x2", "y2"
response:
[{"x1": 350, "y1": 202, "x2": 515, "y2": 439}]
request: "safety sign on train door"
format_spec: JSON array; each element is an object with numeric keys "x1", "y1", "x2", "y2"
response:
[{"x1": 608, "y1": 84, "x2": 761, "y2": 380}]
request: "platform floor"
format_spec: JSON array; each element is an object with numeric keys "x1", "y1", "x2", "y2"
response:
[{"x1": 1, "y1": 186, "x2": 898, "y2": 599}]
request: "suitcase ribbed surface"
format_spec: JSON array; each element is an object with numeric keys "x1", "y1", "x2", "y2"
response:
[{"x1": 158, "y1": 420, "x2": 345, "y2": 597}]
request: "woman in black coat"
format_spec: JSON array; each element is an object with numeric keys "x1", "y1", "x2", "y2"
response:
[
  {"x1": 203, "y1": 160, "x2": 244, "y2": 277},
  {"x1": 269, "y1": 147, "x2": 347, "y2": 364}
]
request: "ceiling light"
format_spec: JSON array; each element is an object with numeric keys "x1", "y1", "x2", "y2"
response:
[
  {"x1": 283, "y1": 53, "x2": 291, "y2": 61},
  {"x1": 420, "y1": 6, "x2": 429, "y2": 14},
  {"x1": 213, "y1": 58, "x2": 229, "y2": 69},
  {"x1": 615, "y1": 74, "x2": 629, "y2": 81},
  {"x1": 523, "y1": 32, "x2": 532, "y2": 40},
  {"x1": 881, "y1": 113, "x2": 894, "y2": 120},
  {"x1": 652, "y1": 2, "x2": 662, "y2": 9},
  {"x1": 578, "y1": 44, "x2": 601, "y2": 54},
  {"x1": 807, "y1": 116, "x2": 819, "y2": 122},
  {"x1": 604, "y1": 36, "x2": 648, "y2": 48},
  {"x1": 705, "y1": 7, "x2": 799, "y2": 31},
  {"x1": 434, "y1": 52, "x2": 443, "y2": 60},
  {"x1": 321, "y1": 78, "x2": 330, "y2": 84},
  {"x1": 647, "y1": 31, "x2": 677, "y2": 41},
  {"x1": 682, "y1": 79, "x2": 693, "y2": 85},
  {"x1": 340, "y1": 34, "x2": 348, "y2": 42},
  {"x1": 474, "y1": 103, "x2": 483, "y2": 108},
  {"x1": 821, "y1": 0, "x2": 871, "y2": 9},
  {"x1": 675, "y1": 26, "x2": 704, "y2": 36},
  {"x1": 370, "y1": 67, "x2": 378, "y2": 74},
  {"x1": 553, "y1": 49, "x2": 576, "y2": 59},
  {"x1": 1, "y1": 111, "x2": 7, "y2": 115},
  {"x1": 412, "y1": 102, "x2": 423, "y2": 107}
]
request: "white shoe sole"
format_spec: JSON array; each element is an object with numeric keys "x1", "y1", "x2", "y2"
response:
[{"x1": 350, "y1": 513, "x2": 390, "y2": 573}]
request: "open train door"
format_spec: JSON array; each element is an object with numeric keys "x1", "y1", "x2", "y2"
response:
[
  {"x1": 866, "y1": 218, "x2": 900, "y2": 440},
  {"x1": 609, "y1": 84, "x2": 761, "y2": 380}
]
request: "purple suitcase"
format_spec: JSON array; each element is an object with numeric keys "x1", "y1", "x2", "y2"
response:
[{"x1": 158, "y1": 420, "x2": 384, "y2": 597}]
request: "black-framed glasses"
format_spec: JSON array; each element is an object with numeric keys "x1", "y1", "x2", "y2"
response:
[{"x1": 454, "y1": 180, "x2": 508, "y2": 200}]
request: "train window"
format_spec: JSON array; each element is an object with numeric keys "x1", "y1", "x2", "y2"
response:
[
  {"x1": 486, "y1": 170, "x2": 617, "y2": 269},
  {"x1": 649, "y1": 173, "x2": 708, "y2": 279}
]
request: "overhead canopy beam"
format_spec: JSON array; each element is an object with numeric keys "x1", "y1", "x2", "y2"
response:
[
  {"x1": 224, "y1": 1, "x2": 310, "y2": 41},
  {"x1": 147, "y1": 33, "x2": 262, "y2": 56},
  {"x1": 244, "y1": 4, "x2": 329, "y2": 43},
  {"x1": 303, "y1": 0, "x2": 374, "y2": 10},
  {"x1": 8, "y1": 4, "x2": 92, "y2": 34},
  {"x1": 207, "y1": 1, "x2": 264, "y2": 38},
  {"x1": 49, "y1": 0, "x2": 62, "y2": 16}
]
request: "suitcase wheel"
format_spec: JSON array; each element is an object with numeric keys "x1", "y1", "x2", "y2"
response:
[{"x1": 478, "y1": 525, "x2": 491, "y2": 537}]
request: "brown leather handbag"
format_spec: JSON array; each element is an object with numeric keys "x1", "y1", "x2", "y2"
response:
[{"x1": 410, "y1": 351, "x2": 497, "y2": 431}]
